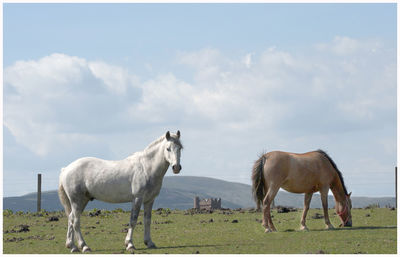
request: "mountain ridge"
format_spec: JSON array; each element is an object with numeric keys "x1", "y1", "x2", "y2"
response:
[{"x1": 3, "y1": 176, "x2": 395, "y2": 212}]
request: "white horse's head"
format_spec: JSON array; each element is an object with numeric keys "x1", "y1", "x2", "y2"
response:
[{"x1": 164, "y1": 130, "x2": 183, "y2": 174}]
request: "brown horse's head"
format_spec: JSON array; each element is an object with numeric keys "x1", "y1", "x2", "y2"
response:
[{"x1": 336, "y1": 192, "x2": 352, "y2": 227}]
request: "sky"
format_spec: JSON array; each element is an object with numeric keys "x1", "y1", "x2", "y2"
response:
[{"x1": 2, "y1": 3, "x2": 397, "y2": 198}]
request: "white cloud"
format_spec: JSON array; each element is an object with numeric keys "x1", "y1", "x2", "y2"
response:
[
  {"x1": 5, "y1": 53, "x2": 87, "y2": 98},
  {"x1": 7, "y1": 36, "x2": 395, "y2": 156},
  {"x1": 4, "y1": 36, "x2": 396, "y2": 197},
  {"x1": 316, "y1": 36, "x2": 385, "y2": 56},
  {"x1": 177, "y1": 48, "x2": 227, "y2": 85},
  {"x1": 243, "y1": 53, "x2": 253, "y2": 68},
  {"x1": 88, "y1": 61, "x2": 140, "y2": 94},
  {"x1": 332, "y1": 36, "x2": 360, "y2": 55},
  {"x1": 4, "y1": 53, "x2": 142, "y2": 156},
  {"x1": 128, "y1": 73, "x2": 196, "y2": 123},
  {"x1": 177, "y1": 48, "x2": 222, "y2": 69}
]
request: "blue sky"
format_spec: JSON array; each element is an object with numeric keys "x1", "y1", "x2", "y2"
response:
[
  {"x1": 4, "y1": 4, "x2": 396, "y2": 68},
  {"x1": 3, "y1": 3, "x2": 397, "y2": 198}
]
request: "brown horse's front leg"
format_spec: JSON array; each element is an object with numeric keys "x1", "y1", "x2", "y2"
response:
[
  {"x1": 300, "y1": 193, "x2": 313, "y2": 231},
  {"x1": 320, "y1": 189, "x2": 334, "y2": 230}
]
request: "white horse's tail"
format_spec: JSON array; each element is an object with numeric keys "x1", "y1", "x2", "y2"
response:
[{"x1": 58, "y1": 169, "x2": 71, "y2": 216}]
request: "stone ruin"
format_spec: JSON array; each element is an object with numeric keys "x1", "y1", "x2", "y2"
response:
[{"x1": 194, "y1": 197, "x2": 222, "y2": 210}]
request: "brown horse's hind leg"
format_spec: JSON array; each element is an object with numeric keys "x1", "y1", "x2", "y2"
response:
[
  {"x1": 262, "y1": 186, "x2": 279, "y2": 232},
  {"x1": 300, "y1": 193, "x2": 313, "y2": 231},
  {"x1": 320, "y1": 188, "x2": 334, "y2": 230}
]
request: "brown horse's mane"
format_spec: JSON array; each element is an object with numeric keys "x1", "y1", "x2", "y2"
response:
[{"x1": 317, "y1": 149, "x2": 348, "y2": 195}]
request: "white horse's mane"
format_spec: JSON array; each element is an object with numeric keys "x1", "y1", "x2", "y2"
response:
[
  {"x1": 143, "y1": 135, "x2": 166, "y2": 153},
  {"x1": 130, "y1": 133, "x2": 183, "y2": 157}
]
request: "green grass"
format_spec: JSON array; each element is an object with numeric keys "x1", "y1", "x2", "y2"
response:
[{"x1": 3, "y1": 208, "x2": 397, "y2": 254}]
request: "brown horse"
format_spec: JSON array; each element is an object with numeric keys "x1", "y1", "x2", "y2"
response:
[{"x1": 252, "y1": 149, "x2": 352, "y2": 232}]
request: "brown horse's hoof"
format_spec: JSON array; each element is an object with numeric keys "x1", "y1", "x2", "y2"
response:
[
  {"x1": 300, "y1": 225, "x2": 309, "y2": 231},
  {"x1": 325, "y1": 224, "x2": 334, "y2": 230}
]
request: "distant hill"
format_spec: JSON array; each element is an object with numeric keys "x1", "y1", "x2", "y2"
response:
[{"x1": 3, "y1": 176, "x2": 395, "y2": 212}]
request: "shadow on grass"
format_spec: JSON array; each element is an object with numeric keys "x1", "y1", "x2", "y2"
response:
[
  {"x1": 139, "y1": 243, "x2": 224, "y2": 250},
  {"x1": 308, "y1": 225, "x2": 397, "y2": 232},
  {"x1": 344, "y1": 226, "x2": 397, "y2": 231},
  {"x1": 94, "y1": 243, "x2": 224, "y2": 253}
]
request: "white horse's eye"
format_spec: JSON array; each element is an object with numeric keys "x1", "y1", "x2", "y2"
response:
[{"x1": 167, "y1": 147, "x2": 171, "y2": 152}]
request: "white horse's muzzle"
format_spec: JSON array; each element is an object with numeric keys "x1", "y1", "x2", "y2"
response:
[{"x1": 172, "y1": 164, "x2": 182, "y2": 174}]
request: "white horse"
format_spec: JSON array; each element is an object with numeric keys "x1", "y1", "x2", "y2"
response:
[{"x1": 58, "y1": 131, "x2": 183, "y2": 253}]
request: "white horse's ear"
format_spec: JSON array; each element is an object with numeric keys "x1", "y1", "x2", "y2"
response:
[
  {"x1": 177, "y1": 130, "x2": 180, "y2": 139},
  {"x1": 165, "y1": 131, "x2": 171, "y2": 140}
]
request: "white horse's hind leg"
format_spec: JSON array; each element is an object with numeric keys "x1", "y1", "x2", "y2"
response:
[
  {"x1": 66, "y1": 212, "x2": 79, "y2": 252},
  {"x1": 60, "y1": 185, "x2": 78, "y2": 252},
  {"x1": 143, "y1": 200, "x2": 156, "y2": 249},
  {"x1": 71, "y1": 199, "x2": 90, "y2": 253},
  {"x1": 125, "y1": 197, "x2": 143, "y2": 251}
]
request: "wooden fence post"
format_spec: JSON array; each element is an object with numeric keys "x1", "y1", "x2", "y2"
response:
[
  {"x1": 37, "y1": 173, "x2": 42, "y2": 212},
  {"x1": 395, "y1": 167, "x2": 397, "y2": 209}
]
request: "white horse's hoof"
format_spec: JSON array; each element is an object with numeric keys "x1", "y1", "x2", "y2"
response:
[
  {"x1": 145, "y1": 241, "x2": 157, "y2": 249},
  {"x1": 82, "y1": 246, "x2": 91, "y2": 253},
  {"x1": 126, "y1": 243, "x2": 136, "y2": 251},
  {"x1": 70, "y1": 247, "x2": 79, "y2": 253},
  {"x1": 66, "y1": 240, "x2": 75, "y2": 249}
]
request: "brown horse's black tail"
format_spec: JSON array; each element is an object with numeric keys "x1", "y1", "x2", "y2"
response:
[{"x1": 252, "y1": 153, "x2": 266, "y2": 211}]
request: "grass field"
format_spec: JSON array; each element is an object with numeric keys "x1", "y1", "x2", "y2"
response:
[{"x1": 3, "y1": 207, "x2": 397, "y2": 254}]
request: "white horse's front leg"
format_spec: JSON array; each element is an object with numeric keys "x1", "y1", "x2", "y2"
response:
[
  {"x1": 125, "y1": 197, "x2": 143, "y2": 251},
  {"x1": 143, "y1": 200, "x2": 156, "y2": 249}
]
